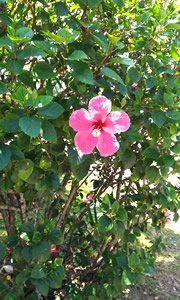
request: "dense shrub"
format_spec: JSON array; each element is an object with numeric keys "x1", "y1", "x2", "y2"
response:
[{"x1": 0, "y1": 0, "x2": 179, "y2": 299}]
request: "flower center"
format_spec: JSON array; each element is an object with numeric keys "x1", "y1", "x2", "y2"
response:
[
  {"x1": 92, "y1": 128, "x2": 101, "y2": 137},
  {"x1": 92, "y1": 121, "x2": 103, "y2": 137}
]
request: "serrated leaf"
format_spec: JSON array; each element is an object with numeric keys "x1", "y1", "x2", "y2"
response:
[
  {"x1": 41, "y1": 120, "x2": 57, "y2": 143},
  {"x1": 33, "y1": 95, "x2": 53, "y2": 108},
  {"x1": 50, "y1": 229, "x2": 63, "y2": 245},
  {"x1": 33, "y1": 279, "x2": 49, "y2": 296},
  {"x1": 100, "y1": 67, "x2": 124, "y2": 84},
  {"x1": 143, "y1": 146, "x2": 160, "y2": 159},
  {"x1": 33, "y1": 61, "x2": 55, "y2": 80},
  {"x1": 22, "y1": 246, "x2": 33, "y2": 262},
  {"x1": 19, "y1": 116, "x2": 41, "y2": 137},
  {"x1": 32, "y1": 241, "x2": 51, "y2": 262},
  {"x1": 17, "y1": 46, "x2": 47, "y2": 59},
  {"x1": 145, "y1": 166, "x2": 160, "y2": 183},
  {"x1": 166, "y1": 110, "x2": 180, "y2": 120},
  {"x1": 67, "y1": 50, "x2": 88, "y2": 61},
  {"x1": 8, "y1": 27, "x2": 33, "y2": 41},
  {"x1": 72, "y1": 62, "x2": 94, "y2": 85},
  {"x1": 116, "y1": 207, "x2": 127, "y2": 221},
  {"x1": 54, "y1": 1, "x2": 68, "y2": 16},
  {"x1": 152, "y1": 111, "x2": 166, "y2": 127},
  {"x1": 31, "y1": 265, "x2": 46, "y2": 279},
  {"x1": 111, "y1": 56, "x2": 134, "y2": 66},
  {"x1": 37, "y1": 102, "x2": 64, "y2": 119},
  {"x1": 98, "y1": 215, "x2": 113, "y2": 234},
  {"x1": 0, "y1": 114, "x2": 20, "y2": 132},
  {"x1": 16, "y1": 27, "x2": 34, "y2": 40}
]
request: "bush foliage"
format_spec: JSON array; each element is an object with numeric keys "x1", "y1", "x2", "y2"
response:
[{"x1": 0, "y1": 0, "x2": 179, "y2": 299}]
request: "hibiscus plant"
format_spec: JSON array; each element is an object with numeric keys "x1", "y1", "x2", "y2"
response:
[{"x1": 0, "y1": 0, "x2": 179, "y2": 299}]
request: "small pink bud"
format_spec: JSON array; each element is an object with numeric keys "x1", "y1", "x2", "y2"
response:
[
  {"x1": 164, "y1": 211, "x2": 171, "y2": 218},
  {"x1": 84, "y1": 193, "x2": 94, "y2": 204},
  {"x1": 51, "y1": 244, "x2": 59, "y2": 253},
  {"x1": 131, "y1": 83, "x2": 138, "y2": 88}
]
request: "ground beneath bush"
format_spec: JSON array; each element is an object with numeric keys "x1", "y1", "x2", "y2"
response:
[{"x1": 122, "y1": 220, "x2": 180, "y2": 300}]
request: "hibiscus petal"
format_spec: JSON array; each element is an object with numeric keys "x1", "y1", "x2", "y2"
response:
[
  {"x1": 96, "y1": 131, "x2": 119, "y2": 157},
  {"x1": 74, "y1": 131, "x2": 98, "y2": 154},
  {"x1": 88, "y1": 96, "x2": 111, "y2": 121},
  {"x1": 69, "y1": 108, "x2": 94, "y2": 132},
  {"x1": 105, "y1": 111, "x2": 130, "y2": 133}
]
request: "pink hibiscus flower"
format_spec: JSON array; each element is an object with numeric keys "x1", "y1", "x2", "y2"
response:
[{"x1": 69, "y1": 96, "x2": 130, "y2": 157}]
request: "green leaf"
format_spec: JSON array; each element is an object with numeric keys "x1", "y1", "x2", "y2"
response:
[
  {"x1": 116, "y1": 207, "x2": 127, "y2": 222},
  {"x1": 13, "y1": 85, "x2": 28, "y2": 103},
  {"x1": 152, "y1": 111, "x2": 167, "y2": 127},
  {"x1": 145, "y1": 166, "x2": 160, "y2": 183},
  {"x1": 37, "y1": 102, "x2": 64, "y2": 119},
  {"x1": 32, "y1": 241, "x2": 51, "y2": 262},
  {"x1": 48, "y1": 271, "x2": 63, "y2": 289},
  {"x1": 22, "y1": 246, "x2": 33, "y2": 262},
  {"x1": 72, "y1": 62, "x2": 94, "y2": 85},
  {"x1": 57, "y1": 28, "x2": 81, "y2": 44},
  {"x1": 128, "y1": 252, "x2": 140, "y2": 268},
  {"x1": 163, "y1": 93, "x2": 174, "y2": 106},
  {"x1": 31, "y1": 265, "x2": 46, "y2": 279},
  {"x1": 143, "y1": 146, "x2": 160, "y2": 159},
  {"x1": 19, "y1": 116, "x2": 41, "y2": 137},
  {"x1": 33, "y1": 95, "x2": 53, "y2": 108},
  {"x1": 124, "y1": 127, "x2": 143, "y2": 141},
  {"x1": 170, "y1": 44, "x2": 179, "y2": 60},
  {"x1": 33, "y1": 279, "x2": 49, "y2": 296},
  {"x1": 41, "y1": 120, "x2": 57, "y2": 143},
  {"x1": 54, "y1": 1, "x2": 68, "y2": 16},
  {"x1": 43, "y1": 31, "x2": 65, "y2": 44},
  {"x1": 17, "y1": 159, "x2": 34, "y2": 181},
  {"x1": 171, "y1": 144, "x2": 180, "y2": 155},
  {"x1": 113, "y1": 0, "x2": 124, "y2": 6},
  {"x1": 50, "y1": 229, "x2": 63, "y2": 245},
  {"x1": 3, "y1": 295, "x2": 15, "y2": 300},
  {"x1": 100, "y1": 67, "x2": 124, "y2": 84},
  {"x1": 0, "y1": 114, "x2": 20, "y2": 132},
  {"x1": 0, "y1": 146, "x2": 11, "y2": 171},
  {"x1": 98, "y1": 215, "x2": 113, "y2": 234},
  {"x1": 114, "y1": 221, "x2": 125, "y2": 239},
  {"x1": 17, "y1": 46, "x2": 47, "y2": 59},
  {"x1": 166, "y1": 110, "x2": 180, "y2": 121},
  {"x1": 10, "y1": 145, "x2": 24, "y2": 160},
  {"x1": 127, "y1": 67, "x2": 141, "y2": 83},
  {"x1": 16, "y1": 27, "x2": 34, "y2": 40},
  {"x1": 0, "y1": 82, "x2": 8, "y2": 94},
  {"x1": 0, "y1": 241, "x2": 6, "y2": 260},
  {"x1": 111, "y1": 201, "x2": 120, "y2": 214},
  {"x1": 88, "y1": 0, "x2": 102, "y2": 7},
  {"x1": 9, "y1": 27, "x2": 34, "y2": 41},
  {"x1": 20, "y1": 222, "x2": 34, "y2": 235},
  {"x1": 67, "y1": 146, "x2": 92, "y2": 180},
  {"x1": 15, "y1": 270, "x2": 29, "y2": 285},
  {"x1": 33, "y1": 61, "x2": 55, "y2": 80},
  {"x1": 121, "y1": 270, "x2": 131, "y2": 286},
  {"x1": 146, "y1": 77, "x2": 157, "y2": 89},
  {"x1": 110, "y1": 56, "x2": 134, "y2": 66},
  {"x1": 67, "y1": 50, "x2": 88, "y2": 61},
  {"x1": 6, "y1": 60, "x2": 22, "y2": 75}
]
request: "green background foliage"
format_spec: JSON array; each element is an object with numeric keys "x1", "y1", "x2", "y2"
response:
[{"x1": 0, "y1": 0, "x2": 179, "y2": 299}]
